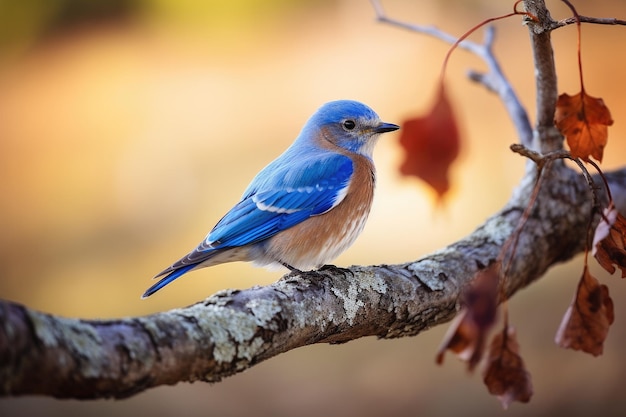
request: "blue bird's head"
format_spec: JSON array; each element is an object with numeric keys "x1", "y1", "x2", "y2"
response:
[{"x1": 304, "y1": 100, "x2": 399, "y2": 158}]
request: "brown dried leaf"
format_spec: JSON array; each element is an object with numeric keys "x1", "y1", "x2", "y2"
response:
[
  {"x1": 435, "y1": 309, "x2": 474, "y2": 365},
  {"x1": 555, "y1": 265, "x2": 614, "y2": 356},
  {"x1": 399, "y1": 85, "x2": 460, "y2": 201},
  {"x1": 593, "y1": 206, "x2": 626, "y2": 278},
  {"x1": 483, "y1": 325, "x2": 533, "y2": 409},
  {"x1": 436, "y1": 265, "x2": 499, "y2": 370},
  {"x1": 554, "y1": 91, "x2": 613, "y2": 162}
]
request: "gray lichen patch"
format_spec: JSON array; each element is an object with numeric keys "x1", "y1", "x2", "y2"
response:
[
  {"x1": 479, "y1": 214, "x2": 515, "y2": 245},
  {"x1": 31, "y1": 313, "x2": 103, "y2": 351},
  {"x1": 245, "y1": 298, "x2": 282, "y2": 330},
  {"x1": 331, "y1": 271, "x2": 388, "y2": 326},
  {"x1": 407, "y1": 258, "x2": 447, "y2": 291},
  {"x1": 179, "y1": 301, "x2": 278, "y2": 364},
  {"x1": 358, "y1": 270, "x2": 389, "y2": 295},
  {"x1": 237, "y1": 336, "x2": 265, "y2": 361},
  {"x1": 27, "y1": 311, "x2": 105, "y2": 377}
]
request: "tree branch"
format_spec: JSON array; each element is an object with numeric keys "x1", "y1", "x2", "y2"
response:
[{"x1": 2, "y1": 165, "x2": 625, "y2": 399}]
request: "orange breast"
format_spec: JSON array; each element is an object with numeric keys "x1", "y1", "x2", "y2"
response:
[{"x1": 263, "y1": 153, "x2": 375, "y2": 270}]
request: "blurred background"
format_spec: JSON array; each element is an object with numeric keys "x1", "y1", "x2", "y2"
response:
[{"x1": 1, "y1": 0, "x2": 626, "y2": 416}]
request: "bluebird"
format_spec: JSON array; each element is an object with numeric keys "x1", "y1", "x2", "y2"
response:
[{"x1": 142, "y1": 100, "x2": 399, "y2": 298}]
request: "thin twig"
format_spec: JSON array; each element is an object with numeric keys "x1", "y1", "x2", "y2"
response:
[
  {"x1": 553, "y1": 16, "x2": 626, "y2": 29},
  {"x1": 370, "y1": 0, "x2": 533, "y2": 146},
  {"x1": 586, "y1": 159, "x2": 614, "y2": 204},
  {"x1": 510, "y1": 143, "x2": 604, "y2": 222},
  {"x1": 510, "y1": 143, "x2": 568, "y2": 170},
  {"x1": 499, "y1": 160, "x2": 549, "y2": 279}
]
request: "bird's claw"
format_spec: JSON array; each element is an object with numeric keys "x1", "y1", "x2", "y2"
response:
[{"x1": 318, "y1": 264, "x2": 354, "y2": 278}]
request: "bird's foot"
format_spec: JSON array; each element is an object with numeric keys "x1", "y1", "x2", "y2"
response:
[
  {"x1": 280, "y1": 262, "x2": 304, "y2": 277},
  {"x1": 280, "y1": 264, "x2": 354, "y2": 285},
  {"x1": 317, "y1": 264, "x2": 354, "y2": 278}
]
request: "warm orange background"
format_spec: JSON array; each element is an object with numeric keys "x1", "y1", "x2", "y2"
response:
[{"x1": 1, "y1": 1, "x2": 626, "y2": 416}]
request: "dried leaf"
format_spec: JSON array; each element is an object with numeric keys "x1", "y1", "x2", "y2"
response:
[
  {"x1": 483, "y1": 325, "x2": 533, "y2": 409},
  {"x1": 554, "y1": 91, "x2": 613, "y2": 162},
  {"x1": 555, "y1": 265, "x2": 614, "y2": 356},
  {"x1": 435, "y1": 309, "x2": 474, "y2": 364},
  {"x1": 436, "y1": 265, "x2": 499, "y2": 370},
  {"x1": 593, "y1": 205, "x2": 626, "y2": 278},
  {"x1": 399, "y1": 86, "x2": 460, "y2": 200}
]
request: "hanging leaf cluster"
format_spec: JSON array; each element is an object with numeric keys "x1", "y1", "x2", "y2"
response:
[{"x1": 392, "y1": 0, "x2": 625, "y2": 409}]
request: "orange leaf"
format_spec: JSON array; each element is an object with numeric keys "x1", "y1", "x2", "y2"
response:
[
  {"x1": 483, "y1": 325, "x2": 533, "y2": 409},
  {"x1": 554, "y1": 91, "x2": 613, "y2": 162},
  {"x1": 436, "y1": 265, "x2": 499, "y2": 370},
  {"x1": 399, "y1": 86, "x2": 460, "y2": 200},
  {"x1": 593, "y1": 205, "x2": 626, "y2": 278},
  {"x1": 555, "y1": 265, "x2": 614, "y2": 356}
]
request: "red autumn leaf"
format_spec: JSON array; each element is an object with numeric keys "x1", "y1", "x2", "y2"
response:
[
  {"x1": 483, "y1": 325, "x2": 533, "y2": 409},
  {"x1": 592, "y1": 205, "x2": 626, "y2": 278},
  {"x1": 436, "y1": 265, "x2": 499, "y2": 370},
  {"x1": 399, "y1": 85, "x2": 460, "y2": 200},
  {"x1": 555, "y1": 265, "x2": 614, "y2": 356},
  {"x1": 554, "y1": 91, "x2": 613, "y2": 162}
]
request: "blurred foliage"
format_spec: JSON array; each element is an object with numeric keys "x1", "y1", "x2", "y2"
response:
[
  {"x1": 0, "y1": 0, "x2": 141, "y2": 53},
  {"x1": 0, "y1": 0, "x2": 325, "y2": 56}
]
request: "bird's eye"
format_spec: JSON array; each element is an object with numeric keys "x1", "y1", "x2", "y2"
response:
[{"x1": 342, "y1": 119, "x2": 356, "y2": 131}]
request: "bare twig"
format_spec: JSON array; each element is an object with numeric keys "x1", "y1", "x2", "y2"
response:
[
  {"x1": 553, "y1": 16, "x2": 626, "y2": 29},
  {"x1": 510, "y1": 144, "x2": 603, "y2": 214},
  {"x1": 370, "y1": 0, "x2": 533, "y2": 146}
]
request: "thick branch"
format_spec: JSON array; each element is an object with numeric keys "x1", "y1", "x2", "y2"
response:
[{"x1": 2, "y1": 165, "x2": 625, "y2": 399}]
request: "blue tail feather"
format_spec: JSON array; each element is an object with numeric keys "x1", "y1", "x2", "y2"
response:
[{"x1": 141, "y1": 264, "x2": 197, "y2": 298}]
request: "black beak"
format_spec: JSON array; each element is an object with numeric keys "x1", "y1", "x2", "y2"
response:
[{"x1": 374, "y1": 122, "x2": 400, "y2": 134}]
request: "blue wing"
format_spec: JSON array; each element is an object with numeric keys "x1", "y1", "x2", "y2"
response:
[{"x1": 207, "y1": 153, "x2": 354, "y2": 248}]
